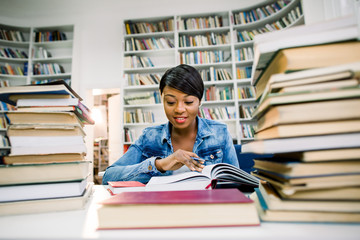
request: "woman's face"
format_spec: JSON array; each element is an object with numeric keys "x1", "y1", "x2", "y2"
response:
[{"x1": 162, "y1": 86, "x2": 200, "y2": 131}]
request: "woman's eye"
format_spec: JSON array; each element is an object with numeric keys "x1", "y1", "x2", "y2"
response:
[
  {"x1": 166, "y1": 102, "x2": 175, "y2": 105},
  {"x1": 185, "y1": 101, "x2": 194, "y2": 105}
]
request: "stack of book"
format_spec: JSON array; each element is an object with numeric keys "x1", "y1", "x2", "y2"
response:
[
  {"x1": 0, "y1": 80, "x2": 94, "y2": 215},
  {"x1": 242, "y1": 15, "x2": 360, "y2": 223}
]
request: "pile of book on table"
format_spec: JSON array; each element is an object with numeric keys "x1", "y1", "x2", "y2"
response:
[
  {"x1": 0, "y1": 80, "x2": 94, "y2": 215},
  {"x1": 97, "y1": 163, "x2": 262, "y2": 229},
  {"x1": 242, "y1": 15, "x2": 360, "y2": 223}
]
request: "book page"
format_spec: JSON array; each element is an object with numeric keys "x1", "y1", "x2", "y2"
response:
[
  {"x1": 210, "y1": 163, "x2": 259, "y2": 185},
  {"x1": 147, "y1": 169, "x2": 211, "y2": 185}
]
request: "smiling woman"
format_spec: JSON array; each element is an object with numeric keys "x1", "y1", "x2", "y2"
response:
[{"x1": 102, "y1": 64, "x2": 239, "y2": 184}]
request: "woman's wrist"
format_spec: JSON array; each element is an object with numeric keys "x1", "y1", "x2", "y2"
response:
[{"x1": 155, "y1": 157, "x2": 165, "y2": 173}]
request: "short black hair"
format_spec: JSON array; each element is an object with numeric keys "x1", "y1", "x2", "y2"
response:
[{"x1": 159, "y1": 64, "x2": 204, "y2": 100}]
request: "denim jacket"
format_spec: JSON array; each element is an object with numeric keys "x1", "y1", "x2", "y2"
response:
[{"x1": 102, "y1": 117, "x2": 239, "y2": 184}]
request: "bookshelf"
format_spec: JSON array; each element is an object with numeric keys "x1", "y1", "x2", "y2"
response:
[
  {"x1": 121, "y1": 0, "x2": 304, "y2": 152},
  {"x1": 0, "y1": 23, "x2": 74, "y2": 87},
  {"x1": 0, "y1": 24, "x2": 31, "y2": 86}
]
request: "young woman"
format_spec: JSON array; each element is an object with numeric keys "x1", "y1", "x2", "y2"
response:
[{"x1": 102, "y1": 64, "x2": 239, "y2": 184}]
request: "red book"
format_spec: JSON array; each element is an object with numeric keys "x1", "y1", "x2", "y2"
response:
[
  {"x1": 107, "y1": 181, "x2": 146, "y2": 195},
  {"x1": 97, "y1": 189, "x2": 260, "y2": 229}
]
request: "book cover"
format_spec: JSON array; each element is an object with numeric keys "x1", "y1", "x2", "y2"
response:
[
  {"x1": 253, "y1": 158, "x2": 360, "y2": 178},
  {"x1": 253, "y1": 86, "x2": 360, "y2": 118},
  {"x1": 242, "y1": 132, "x2": 360, "y2": 154},
  {"x1": 254, "y1": 41, "x2": 360, "y2": 97},
  {"x1": 97, "y1": 189, "x2": 260, "y2": 229},
  {"x1": 255, "y1": 120, "x2": 360, "y2": 140},
  {"x1": 256, "y1": 99, "x2": 360, "y2": 131},
  {"x1": 6, "y1": 112, "x2": 84, "y2": 125},
  {"x1": 258, "y1": 61, "x2": 360, "y2": 104},
  {"x1": 252, "y1": 14, "x2": 359, "y2": 86},
  {"x1": 0, "y1": 161, "x2": 90, "y2": 185},
  {"x1": 0, "y1": 80, "x2": 81, "y2": 106},
  {"x1": 0, "y1": 178, "x2": 88, "y2": 202},
  {"x1": 256, "y1": 182, "x2": 360, "y2": 212},
  {"x1": 7, "y1": 124, "x2": 86, "y2": 137},
  {"x1": 250, "y1": 188, "x2": 360, "y2": 223},
  {"x1": 251, "y1": 170, "x2": 360, "y2": 198},
  {"x1": 3, "y1": 153, "x2": 85, "y2": 164},
  {"x1": 107, "y1": 181, "x2": 146, "y2": 195},
  {"x1": 270, "y1": 148, "x2": 360, "y2": 162},
  {"x1": 0, "y1": 182, "x2": 93, "y2": 216}
]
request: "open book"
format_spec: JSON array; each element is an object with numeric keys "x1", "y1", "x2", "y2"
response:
[{"x1": 146, "y1": 163, "x2": 259, "y2": 191}]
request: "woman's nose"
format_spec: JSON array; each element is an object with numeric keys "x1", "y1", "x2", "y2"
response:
[{"x1": 175, "y1": 102, "x2": 185, "y2": 113}]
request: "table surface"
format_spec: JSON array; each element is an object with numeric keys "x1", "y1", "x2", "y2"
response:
[{"x1": 0, "y1": 185, "x2": 359, "y2": 240}]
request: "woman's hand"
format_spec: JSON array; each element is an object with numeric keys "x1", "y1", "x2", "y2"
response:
[{"x1": 155, "y1": 149, "x2": 205, "y2": 172}]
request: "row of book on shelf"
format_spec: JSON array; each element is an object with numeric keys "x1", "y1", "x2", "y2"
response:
[
  {"x1": 124, "y1": 55, "x2": 154, "y2": 69},
  {"x1": 125, "y1": 67, "x2": 240, "y2": 87},
  {"x1": 0, "y1": 47, "x2": 28, "y2": 59},
  {"x1": 123, "y1": 105, "x2": 256, "y2": 124},
  {"x1": 233, "y1": 0, "x2": 300, "y2": 25},
  {"x1": 0, "y1": 79, "x2": 71, "y2": 88},
  {"x1": 123, "y1": 91, "x2": 161, "y2": 105},
  {"x1": 0, "y1": 28, "x2": 26, "y2": 42},
  {"x1": 198, "y1": 106, "x2": 235, "y2": 121},
  {"x1": 124, "y1": 52, "x2": 252, "y2": 69},
  {"x1": 179, "y1": 50, "x2": 231, "y2": 65},
  {"x1": 0, "y1": 46, "x2": 57, "y2": 60},
  {"x1": 122, "y1": 1, "x2": 298, "y2": 36},
  {"x1": 179, "y1": 32, "x2": 230, "y2": 48},
  {"x1": 241, "y1": 123, "x2": 256, "y2": 139},
  {"x1": 122, "y1": 86, "x2": 255, "y2": 106},
  {"x1": 33, "y1": 31, "x2": 68, "y2": 42},
  {"x1": 234, "y1": 9, "x2": 303, "y2": 43},
  {"x1": 124, "y1": 109, "x2": 155, "y2": 124},
  {"x1": 124, "y1": 37, "x2": 175, "y2": 51},
  {"x1": 177, "y1": 15, "x2": 223, "y2": 30},
  {"x1": 204, "y1": 86, "x2": 234, "y2": 101},
  {"x1": 33, "y1": 63, "x2": 66, "y2": 75},
  {"x1": 235, "y1": 47, "x2": 254, "y2": 62},
  {"x1": 242, "y1": 14, "x2": 360, "y2": 223},
  {"x1": 0, "y1": 80, "x2": 94, "y2": 216},
  {"x1": 125, "y1": 19, "x2": 174, "y2": 35},
  {"x1": 0, "y1": 62, "x2": 67, "y2": 76},
  {"x1": 0, "y1": 63, "x2": 27, "y2": 76},
  {"x1": 0, "y1": 28, "x2": 68, "y2": 43}
]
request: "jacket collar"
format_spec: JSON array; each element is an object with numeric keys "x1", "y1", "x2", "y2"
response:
[{"x1": 161, "y1": 116, "x2": 214, "y2": 144}]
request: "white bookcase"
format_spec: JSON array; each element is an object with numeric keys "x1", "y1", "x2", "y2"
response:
[
  {"x1": 0, "y1": 23, "x2": 74, "y2": 86},
  {"x1": 121, "y1": 0, "x2": 304, "y2": 153}
]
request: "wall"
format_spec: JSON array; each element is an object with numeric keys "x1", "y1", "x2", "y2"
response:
[{"x1": 302, "y1": 0, "x2": 358, "y2": 25}]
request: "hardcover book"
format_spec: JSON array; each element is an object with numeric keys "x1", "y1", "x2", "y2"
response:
[
  {"x1": 0, "y1": 80, "x2": 81, "y2": 106},
  {"x1": 0, "y1": 178, "x2": 88, "y2": 202},
  {"x1": 97, "y1": 188, "x2": 260, "y2": 229},
  {"x1": 0, "y1": 161, "x2": 90, "y2": 185},
  {"x1": 250, "y1": 187, "x2": 360, "y2": 223},
  {"x1": 0, "y1": 183, "x2": 93, "y2": 216},
  {"x1": 107, "y1": 181, "x2": 146, "y2": 195}
]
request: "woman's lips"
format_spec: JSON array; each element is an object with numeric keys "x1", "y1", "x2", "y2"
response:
[{"x1": 174, "y1": 117, "x2": 187, "y2": 123}]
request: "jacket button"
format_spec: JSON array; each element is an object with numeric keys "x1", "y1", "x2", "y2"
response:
[
  {"x1": 210, "y1": 154, "x2": 214, "y2": 159},
  {"x1": 148, "y1": 165, "x2": 153, "y2": 171}
]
